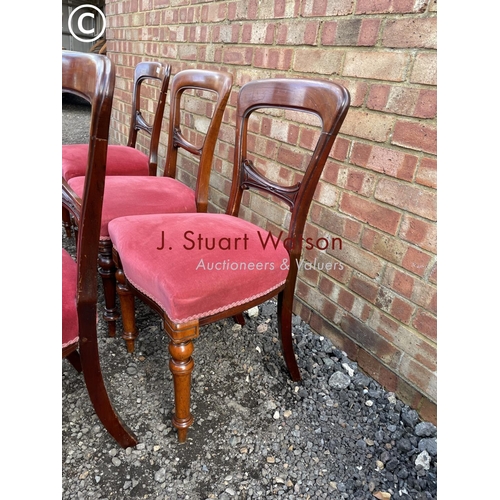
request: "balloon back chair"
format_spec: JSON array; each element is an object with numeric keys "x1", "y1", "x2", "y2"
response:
[
  {"x1": 108, "y1": 78, "x2": 350, "y2": 443},
  {"x1": 63, "y1": 69, "x2": 233, "y2": 337},
  {"x1": 62, "y1": 51, "x2": 137, "y2": 448},
  {"x1": 62, "y1": 61, "x2": 171, "y2": 237}
]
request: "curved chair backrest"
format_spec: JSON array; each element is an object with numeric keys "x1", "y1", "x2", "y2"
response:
[
  {"x1": 163, "y1": 69, "x2": 233, "y2": 213},
  {"x1": 227, "y1": 78, "x2": 350, "y2": 280},
  {"x1": 127, "y1": 61, "x2": 171, "y2": 175},
  {"x1": 62, "y1": 50, "x2": 115, "y2": 309}
]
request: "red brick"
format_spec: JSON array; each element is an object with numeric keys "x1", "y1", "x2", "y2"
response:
[
  {"x1": 372, "y1": 313, "x2": 436, "y2": 374},
  {"x1": 415, "y1": 89, "x2": 437, "y2": 119},
  {"x1": 386, "y1": 87, "x2": 421, "y2": 116},
  {"x1": 402, "y1": 246, "x2": 432, "y2": 277},
  {"x1": 345, "y1": 169, "x2": 376, "y2": 197},
  {"x1": 310, "y1": 205, "x2": 363, "y2": 243},
  {"x1": 412, "y1": 309, "x2": 437, "y2": 341},
  {"x1": 242, "y1": 22, "x2": 275, "y2": 44},
  {"x1": 382, "y1": 18, "x2": 437, "y2": 49},
  {"x1": 399, "y1": 356, "x2": 436, "y2": 401},
  {"x1": 321, "y1": 21, "x2": 337, "y2": 45},
  {"x1": 395, "y1": 379, "x2": 426, "y2": 413},
  {"x1": 338, "y1": 288, "x2": 356, "y2": 311},
  {"x1": 341, "y1": 314, "x2": 403, "y2": 369},
  {"x1": 214, "y1": 24, "x2": 240, "y2": 43},
  {"x1": 302, "y1": 0, "x2": 353, "y2": 17},
  {"x1": 375, "y1": 178, "x2": 436, "y2": 221},
  {"x1": 357, "y1": 349, "x2": 399, "y2": 392},
  {"x1": 390, "y1": 296, "x2": 415, "y2": 323},
  {"x1": 223, "y1": 47, "x2": 253, "y2": 65},
  {"x1": 318, "y1": 295, "x2": 339, "y2": 321},
  {"x1": 299, "y1": 127, "x2": 320, "y2": 151},
  {"x1": 233, "y1": 0, "x2": 259, "y2": 20},
  {"x1": 410, "y1": 52, "x2": 437, "y2": 85},
  {"x1": 276, "y1": 144, "x2": 307, "y2": 170},
  {"x1": 410, "y1": 279, "x2": 436, "y2": 314},
  {"x1": 417, "y1": 397, "x2": 437, "y2": 425},
  {"x1": 277, "y1": 21, "x2": 319, "y2": 45},
  {"x1": 340, "y1": 192, "x2": 402, "y2": 235},
  {"x1": 358, "y1": 19, "x2": 381, "y2": 46},
  {"x1": 356, "y1": 0, "x2": 426, "y2": 14},
  {"x1": 254, "y1": 48, "x2": 293, "y2": 70},
  {"x1": 201, "y1": 2, "x2": 227, "y2": 22},
  {"x1": 332, "y1": 137, "x2": 350, "y2": 161},
  {"x1": 350, "y1": 274, "x2": 379, "y2": 303},
  {"x1": 351, "y1": 143, "x2": 418, "y2": 181},
  {"x1": 298, "y1": 263, "x2": 320, "y2": 287},
  {"x1": 366, "y1": 84, "x2": 390, "y2": 111},
  {"x1": 154, "y1": 0, "x2": 171, "y2": 8},
  {"x1": 400, "y1": 215, "x2": 437, "y2": 253},
  {"x1": 415, "y1": 157, "x2": 437, "y2": 189},
  {"x1": 383, "y1": 266, "x2": 414, "y2": 298}
]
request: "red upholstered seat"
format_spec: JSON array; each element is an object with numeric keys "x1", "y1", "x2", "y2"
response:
[
  {"x1": 62, "y1": 248, "x2": 78, "y2": 349},
  {"x1": 109, "y1": 213, "x2": 289, "y2": 323},
  {"x1": 67, "y1": 176, "x2": 197, "y2": 238},
  {"x1": 62, "y1": 144, "x2": 149, "y2": 181}
]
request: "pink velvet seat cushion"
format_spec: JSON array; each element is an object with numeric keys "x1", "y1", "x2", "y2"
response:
[
  {"x1": 62, "y1": 144, "x2": 150, "y2": 181},
  {"x1": 108, "y1": 213, "x2": 290, "y2": 323},
  {"x1": 67, "y1": 176, "x2": 197, "y2": 238},
  {"x1": 62, "y1": 248, "x2": 79, "y2": 349}
]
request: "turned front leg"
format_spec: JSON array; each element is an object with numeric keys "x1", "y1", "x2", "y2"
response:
[
  {"x1": 169, "y1": 340, "x2": 195, "y2": 443},
  {"x1": 115, "y1": 265, "x2": 138, "y2": 353}
]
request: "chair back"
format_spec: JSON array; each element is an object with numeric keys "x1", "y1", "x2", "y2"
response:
[
  {"x1": 163, "y1": 69, "x2": 233, "y2": 213},
  {"x1": 227, "y1": 78, "x2": 350, "y2": 280},
  {"x1": 127, "y1": 61, "x2": 171, "y2": 175},
  {"x1": 62, "y1": 51, "x2": 115, "y2": 309}
]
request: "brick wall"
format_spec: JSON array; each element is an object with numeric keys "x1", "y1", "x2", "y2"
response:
[{"x1": 105, "y1": 0, "x2": 438, "y2": 423}]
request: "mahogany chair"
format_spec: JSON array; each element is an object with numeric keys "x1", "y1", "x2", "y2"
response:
[
  {"x1": 62, "y1": 51, "x2": 137, "y2": 448},
  {"x1": 62, "y1": 61, "x2": 171, "y2": 238},
  {"x1": 108, "y1": 78, "x2": 350, "y2": 442},
  {"x1": 63, "y1": 69, "x2": 233, "y2": 338}
]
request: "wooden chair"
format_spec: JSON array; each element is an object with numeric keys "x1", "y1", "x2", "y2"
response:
[
  {"x1": 62, "y1": 61, "x2": 171, "y2": 237},
  {"x1": 63, "y1": 69, "x2": 233, "y2": 338},
  {"x1": 108, "y1": 78, "x2": 350, "y2": 442},
  {"x1": 62, "y1": 51, "x2": 137, "y2": 448}
]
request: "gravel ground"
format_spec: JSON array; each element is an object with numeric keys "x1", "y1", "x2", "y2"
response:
[{"x1": 62, "y1": 95, "x2": 437, "y2": 500}]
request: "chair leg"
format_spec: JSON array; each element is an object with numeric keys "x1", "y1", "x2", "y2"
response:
[
  {"x1": 79, "y1": 332, "x2": 138, "y2": 448},
  {"x1": 169, "y1": 339, "x2": 195, "y2": 443},
  {"x1": 99, "y1": 240, "x2": 119, "y2": 337},
  {"x1": 277, "y1": 290, "x2": 301, "y2": 382},
  {"x1": 66, "y1": 350, "x2": 82, "y2": 373},
  {"x1": 62, "y1": 206, "x2": 73, "y2": 238},
  {"x1": 115, "y1": 265, "x2": 138, "y2": 353},
  {"x1": 233, "y1": 313, "x2": 245, "y2": 325},
  {"x1": 164, "y1": 318, "x2": 200, "y2": 443}
]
